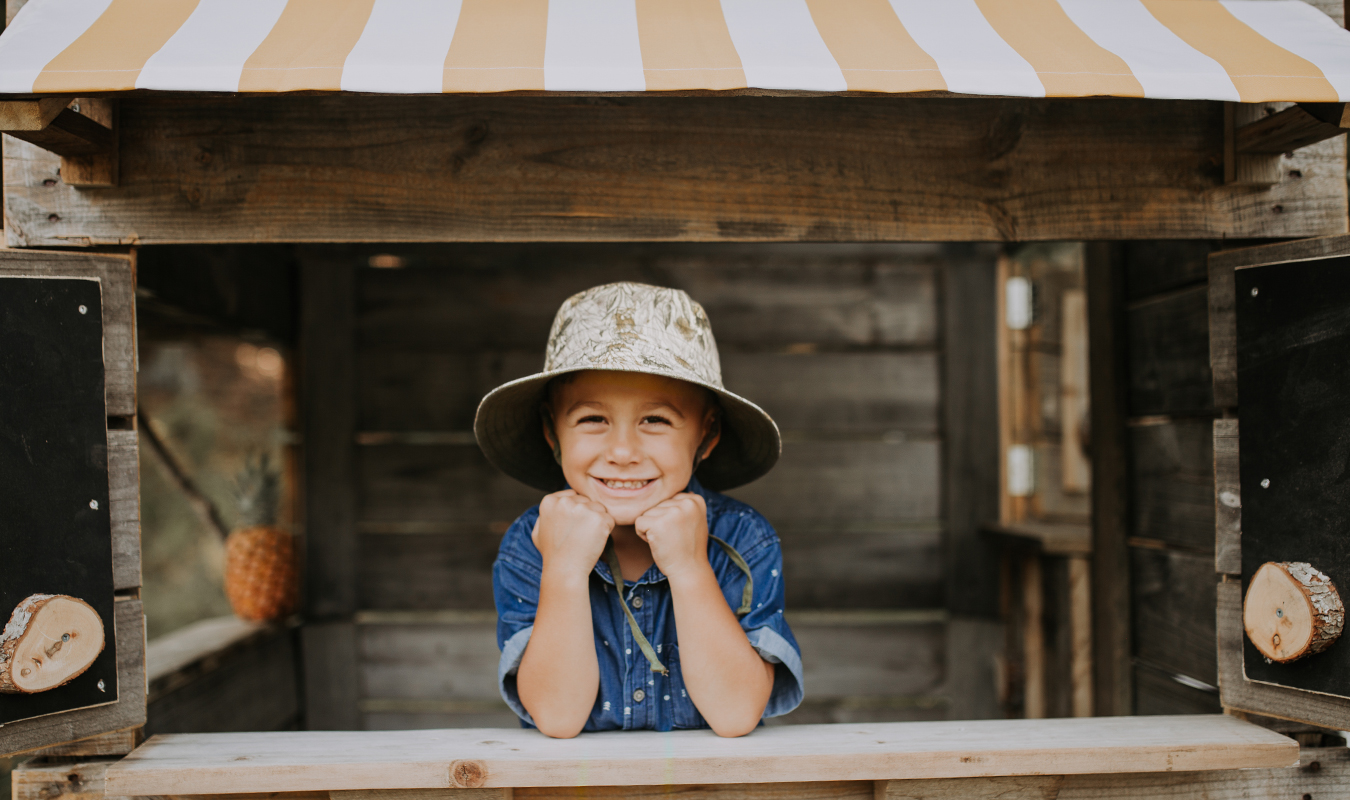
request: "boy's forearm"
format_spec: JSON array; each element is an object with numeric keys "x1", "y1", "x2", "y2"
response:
[
  {"x1": 517, "y1": 569, "x2": 599, "y2": 738},
  {"x1": 667, "y1": 565, "x2": 775, "y2": 737}
]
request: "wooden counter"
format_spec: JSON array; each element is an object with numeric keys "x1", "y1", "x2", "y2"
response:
[{"x1": 104, "y1": 715, "x2": 1294, "y2": 795}]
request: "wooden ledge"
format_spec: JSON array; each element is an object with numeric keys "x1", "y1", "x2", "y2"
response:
[{"x1": 104, "y1": 715, "x2": 1295, "y2": 794}]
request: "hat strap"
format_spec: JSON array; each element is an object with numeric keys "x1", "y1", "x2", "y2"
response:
[{"x1": 603, "y1": 539, "x2": 668, "y2": 675}]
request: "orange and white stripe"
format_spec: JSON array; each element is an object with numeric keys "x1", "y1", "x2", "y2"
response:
[{"x1": 1, "y1": 0, "x2": 1348, "y2": 102}]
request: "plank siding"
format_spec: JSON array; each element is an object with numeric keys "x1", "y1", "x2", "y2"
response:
[
  {"x1": 8, "y1": 98, "x2": 1345, "y2": 246},
  {"x1": 1131, "y1": 548, "x2": 1218, "y2": 689},
  {"x1": 1126, "y1": 286, "x2": 1213, "y2": 418},
  {"x1": 1129, "y1": 421, "x2": 1214, "y2": 553}
]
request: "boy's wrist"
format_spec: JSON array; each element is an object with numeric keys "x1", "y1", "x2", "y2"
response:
[
  {"x1": 664, "y1": 559, "x2": 717, "y2": 593},
  {"x1": 540, "y1": 562, "x2": 593, "y2": 593}
]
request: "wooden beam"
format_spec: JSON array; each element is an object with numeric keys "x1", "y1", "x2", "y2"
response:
[
  {"x1": 1235, "y1": 103, "x2": 1348, "y2": 155},
  {"x1": 1085, "y1": 243, "x2": 1133, "y2": 717},
  {"x1": 4, "y1": 96, "x2": 1346, "y2": 246},
  {"x1": 3, "y1": 106, "x2": 112, "y2": 157},
  {"x1": 0, "y1": 97, "x2": 72, "y2": 130},
  {"x1": 104, "y1": 716, "x2": 1295, "y2": 794}
]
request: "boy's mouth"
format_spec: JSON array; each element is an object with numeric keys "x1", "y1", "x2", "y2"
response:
[{"x1": 596, "y1": 477, "x2": 655, "y2": 491}]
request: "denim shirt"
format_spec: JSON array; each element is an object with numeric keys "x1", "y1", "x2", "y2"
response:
[{"x1": 492, "y1": 478, "x2": 804, "y2": 731}]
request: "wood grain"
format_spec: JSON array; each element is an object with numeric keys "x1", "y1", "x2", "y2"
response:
[
  {"x1": 147, "y1": 625, "x2": 300, "y2": 736},
  {"x1": 1126, "y1": 286, "x2": 1213, "y2": 417},
  {"x1": 0, "y1": 249, "x2": 136, "y2": 416},
  {"x1": 1085, "y1": 243, "x2": 1132, "y2": 716},
  {"x1": 1132, "y1": 549, "x2": 1217, "y2": 687},
  {"x1": 1218, "y1": 578, "x2": 1350, "y2": 729},
  {"x1": 1130, "y1": 420, "x2": 1215, "y2": 553},
  {"x1": 26, "y1": 729, "x2": 140, "y2": 757},
  {"x1": 1213, "y1": 420, "x2": 1241, "y2": 576},
  {"x1": 107, "y1": 429, "x2": 141, "y2": 590},
  {"x1": 12, "y1": 758, "x2": 131, "y2": 800},
  {"x1": 0, "y1": 599, "x2": 145, "y2": 758},
  {"x1": 4, "y1": 97, "x2": 1346, "y2": 247},
  {"x1": 104, "y1": 715, "x2": 1296, "y2": 794}
]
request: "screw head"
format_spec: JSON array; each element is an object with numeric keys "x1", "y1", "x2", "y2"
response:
[
  {"x1": 1261, "y1": 479, "x2": 1270, "y2": 489},
  {"x1": 1251, "y1": 287, "x2": 1259, "y2": 297},
  {"x1": 89, "y1": 499, "x2": 99, "y2": 509},
  {"x1": 62, "y1": 633, "x2": 70, "y2": 642},
  {"x1": 97, "y1": 679, "x2": 105, "y2": 692},
  {"x1": 78, "y1": 305, "x2": 88, "y2": 315}
]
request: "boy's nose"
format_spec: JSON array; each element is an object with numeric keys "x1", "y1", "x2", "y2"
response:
[{"x1": 605, "y1": 427, "x2": 641, "y2": 463}]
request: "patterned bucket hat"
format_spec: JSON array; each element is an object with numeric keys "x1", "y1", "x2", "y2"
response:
[{"x1": 474, "y1": 282, "x2": 781, "y2": 492}]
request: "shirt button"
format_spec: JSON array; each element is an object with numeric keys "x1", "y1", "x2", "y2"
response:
[
  {"x1": 631, "y1": 595, "x2": 643, "y2": 609},
  {"x1": 633, "y1": 689, "x2": 646, "y2": 702}
]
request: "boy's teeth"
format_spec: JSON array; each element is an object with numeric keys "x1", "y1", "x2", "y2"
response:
[{"x1": 604, "y1": 479, "x2": 649, "y2": 489}]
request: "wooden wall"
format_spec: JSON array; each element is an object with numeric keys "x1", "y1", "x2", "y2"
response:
[
  {"x1": 298, "y1": 243, "x2": 986, "y2": 729},
  {"x1": 1089, "y1": 241, "x2": 1223, "y2": 716}
]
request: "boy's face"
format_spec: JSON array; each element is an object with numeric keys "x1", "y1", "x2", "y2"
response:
[{"x1": 547, "y1": 370, "x2": 718, "y2": 525}]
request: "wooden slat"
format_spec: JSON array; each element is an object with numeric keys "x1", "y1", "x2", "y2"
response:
[
  {"x1": 1132, "y1": 664, "x2": 1220, "y2": 717},
  {"x1": 103, "y1": 715, "x2": 1295, "y2": 794},
  {"x1": 5, "y1": 97, "x2": 1346, "y2": 247},
  {"x1": 0, "y1": 599, "x2": 146, "y2": 758},
  {"x1": 301, "y1": 249, "x2": 358, "y2": 619},
  {"x1": 1084, "y1": 243, "x2": 1132, "y2": 717},
  {"x1": 356, "y1": 247, "x2": 938, "y2": 354},
  {"x1": 13, "y1": 759, "x2": 131, "y2": 800},
  {"x1": 1129, "y1": 420, "x2": 1214, "y2": 553},
  {"x1": 2, "y1": 107, "x2": 114, "y2": 158},
  {"x1": 108, "y1": 428, "x2": 141, "y2": 590},
  {"x1": 1122, "y1": 241, "x2": 1212, "y2": 302},
  {"x1": 0, "y1": 249, "x2": 136, "y2": 416},
  {"x1": 518, "y1": 784, "x2": 869, "y2": 800},
  {"x1": 301, "y1": 622, "x2": 361, "y2": 732},
  {"x1": 358, "y1": 352, "x2": 939, "y2": 435},
  {"x1": 1131, "y1": 549, "x2": 1217, "y2": 687},
  {"x1": 1126, "y1": 286, "x2": 1213, "y2": 417},
  {"x1": 1235, "y1": 104, "x2": 1347, "y2": 155},
  {"x1": 1217, "y1": 578, "x2": 1350, "y2": 728},
  {"x1": 358, "y1": 526, "x2": 943, "y2": 611},
  {"x1": 147, "y1": 625, "x2": 300, "y2": 736},
  {"x1": 26, "y1": 729, "x2": 141, "y2": 758},
  {"x1": 941, "y1": 247, "x2": 1002, "y2": 620},
  {"x1": 878, "y1": 749, "x2": 1350, "y2": 800},
  {"x1": 1212, "y1": 419, "x2": 1241, "y2": 576}
]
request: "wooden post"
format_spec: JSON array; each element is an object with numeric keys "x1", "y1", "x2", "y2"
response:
[
  {"x1": 1085, "y1": 243, "x2": 1133, "y2": 716},
  {"x1": 1068, "y1": 556, "x2": 1094, "y2": 717},
  {"x1": 1021, "y1": 555, "x2": 1045, "y2": 719}
]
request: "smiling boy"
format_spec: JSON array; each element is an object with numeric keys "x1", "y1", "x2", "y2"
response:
[{"x1": 475, "y1": 283, "x2": 803, "y2": 738}]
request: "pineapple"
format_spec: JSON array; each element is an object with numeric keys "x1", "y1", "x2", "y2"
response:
[{"x1": 224, "y1": 454, "x2": 297, "y2": 622}]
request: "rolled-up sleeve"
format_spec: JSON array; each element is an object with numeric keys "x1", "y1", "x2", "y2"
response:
[
  {"x1": 720, "y1": 515, "x2": 804, "y2": 719},
  {"x1": 493, "y1": 512, "x2": 543, "y2": 726}
]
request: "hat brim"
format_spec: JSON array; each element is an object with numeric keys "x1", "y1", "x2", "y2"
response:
[{"x1": 473, "y1": 367, "x2": 781, "y2": 493}]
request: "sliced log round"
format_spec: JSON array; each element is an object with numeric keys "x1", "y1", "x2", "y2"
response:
[
  {"x1": 1244, "y1": 562, "x2": 1345, "y2": 663},
  {"x1": 0, "y1": 594, "x2": 105, "y2": 693}
]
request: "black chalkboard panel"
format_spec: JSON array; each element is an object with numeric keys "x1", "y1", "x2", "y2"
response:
[
  {"x1": 1237, "y1": 256, "x2": 1350, "y2": 698},
  {"x1": 0, "y1": 277, "x2": 118, "y2": 725}
]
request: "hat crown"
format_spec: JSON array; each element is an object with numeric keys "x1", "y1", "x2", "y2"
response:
[{"x1": 544, "y1": 282, "x2": 723, "y2": 388}]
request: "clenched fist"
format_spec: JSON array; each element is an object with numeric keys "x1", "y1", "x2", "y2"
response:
[
  {"x1": 635, "y1": 492, "x2": 709, "y2": 583},
  {"x1": 533, "y1": 490, "x2": 615, "y2": 580}
]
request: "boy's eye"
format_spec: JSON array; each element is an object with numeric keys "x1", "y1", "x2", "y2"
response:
[
  {"x1": 642, "y1": 415, "x2": 672, "y2": 426},
  {"x1": 577, "y1": 415, "x2": 606, "y2": 425}
]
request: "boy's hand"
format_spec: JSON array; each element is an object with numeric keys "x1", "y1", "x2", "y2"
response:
[
  {"x1": 635, "y1": 492, "x2": 709, "y2": 583},
  {"x1": 533, "y1": 490, "x2": 615, "y2": 580}
]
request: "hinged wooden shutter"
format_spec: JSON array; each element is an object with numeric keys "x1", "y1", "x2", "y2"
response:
[
  {"x1": 1210, "y1": 234, "x2": 1350, "y2": 730},
  {"x1": 0, "y1": 249, "x2": 144, "y2": 756}
]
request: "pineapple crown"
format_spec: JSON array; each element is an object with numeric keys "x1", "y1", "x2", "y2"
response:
[{"x1": 234, "y1": 452, "x2": 280, "y2": 528}]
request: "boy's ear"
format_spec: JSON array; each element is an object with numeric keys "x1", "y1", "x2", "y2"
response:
[
  {"x1": 540, "y1": 405, "x2": 562, "y2": 465},
  {"x1": 694, "y1": 409, "x2": 722, "y2": 467}
]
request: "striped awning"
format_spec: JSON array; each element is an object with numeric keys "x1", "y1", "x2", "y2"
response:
[{"x1": 2, "y1": 0, "x2": 1350, "y2": 102}]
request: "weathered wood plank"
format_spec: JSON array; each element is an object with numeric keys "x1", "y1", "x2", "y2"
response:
[
  {"x1": 358, "y1": 440, "x2": 940, "y2": 527},
  {"x1": 1207, "y1": 254, "x2": 1238, "y2": 410},
  {"x1": 1217, "y1": 577, "x2": 1350, "y2": 729},
  {"x1": 1129, "y1": 420, "x2": 1214, "y2": 553},
  {"x1": 1085, "y1": 243, "x2": 1132, "y2": 717},
  {"x1": 1122, "y1": 241, "x2": 1212, "y2": 302},
  {"x1": 301, "y1": 249, "x2": 358, "y2": 619},
  {"x1": 1213, "y1": 419, "x2": 1241, "y2": 575},
  {"x1": 146, "y1": 620, "x2": 300, "y2": 736},
  {"x1": 879, "y1": 747, "x2": 1349, "y2": 800},
  {"x1": 26, "y1": 729, "x2": 140, "y2": 758},
  {"x1": 12, "y1": 758, "x2": 130, "y2": 800},
  {"x1": 108, "y1": 428, "x2": 141, "y2": 590},
  {"x1": 1133, "y1": 664, "x2": 1220, "y2": 717},
  {"x1": 0, "y1": 599, "x2": 146, "y2": 757},
  {"x1": 0, "y1": 249, "x2": 136, "y2": 416},
  {"x1": 301, "y1": 622, "x2": 361, "y2": 732},
  {"x1": 358, "y1": 351, "x2": 939, "y2": 435},
  {"x1": 356, "y1": 246, "x2": 938, "y2": 353},
  {"x1": 518, "y1": 784, "x2": 869, "y2": 800},
  {"x1": 103, "y1": 716, "x2": 1297, "y2": 794},
  {"x1": 358, "y1": 526, "x2": 942, "y2": 611},
  {"x1": 1131, "y1": 548, "x2": 1217, "y2": 688},
  {"x1": 5, "y1": 97, "x2": 1345, "y2": 246},
  {"x1": 1126, "y1": 286, "x2": 1213, "y2": 417}
]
